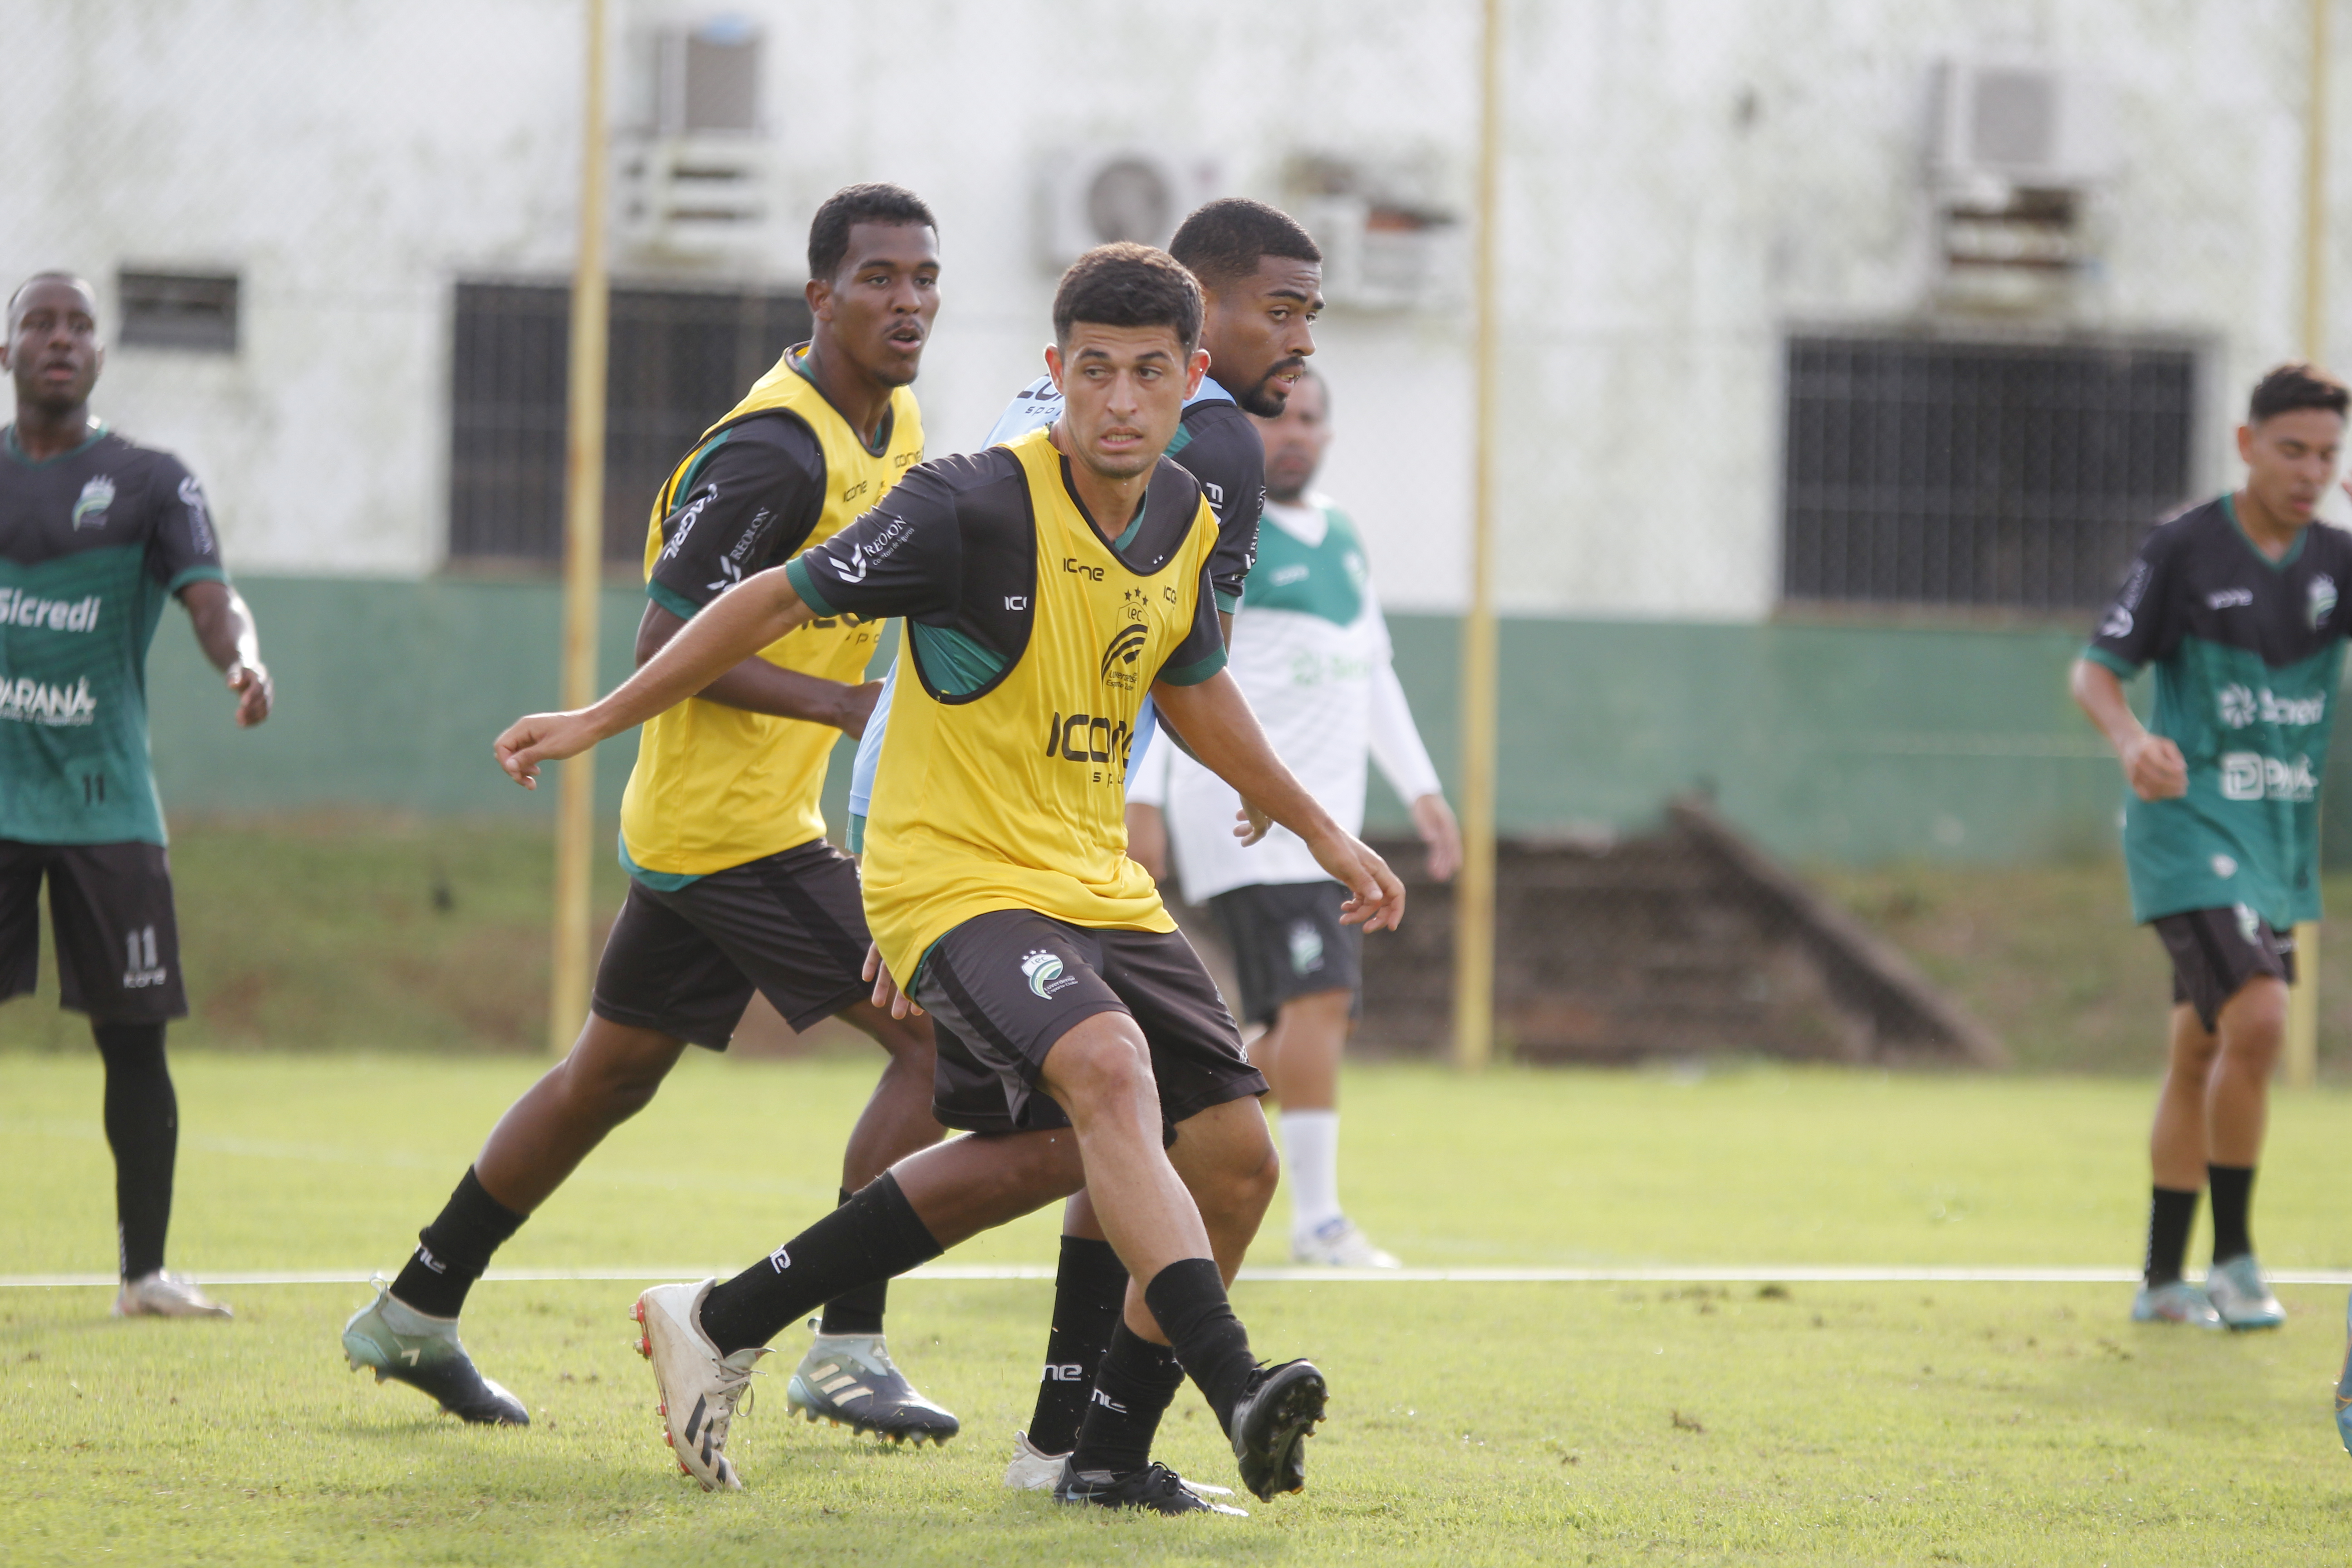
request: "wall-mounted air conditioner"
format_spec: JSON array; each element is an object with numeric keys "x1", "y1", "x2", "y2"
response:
[
  {"x1": 617, "y1": 17, "x2": 771, "y2": 262},
  {"x1": 1930, "y1": 59, "x2": 2117, "y2": 195},
  {"x1": 1035, "y1": 149, "x2": 1221, "y2": 270},
  {"x1": 1286, "y1": 153, "x2": 1464, "y2": 313}
]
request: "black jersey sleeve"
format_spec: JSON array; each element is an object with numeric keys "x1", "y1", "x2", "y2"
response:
[
  {"x1": 146, "y1": 454, "x2": 228, "y2": 591},
  {"x1": 1154, "y1": 560, "x2": 1229, "y2": 687},
  {"x1": 1171, "y1": 402, "x2": 1265, "y2": 612},
  {"x1": 647, "y1": 414, "x2": 826, "y2": 620},
  {"x1": 2086, "y1": 519, "x2": 2187, "y2": 674},
  {"x1": 785, "y1": 457, "x2": 969, "y2": 623}
]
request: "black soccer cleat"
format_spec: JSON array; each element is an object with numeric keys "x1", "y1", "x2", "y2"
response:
[
  {"x1": 342, "y1": 1288, "x2": 529, "y2": 1426},
  {"x1": 1228, "y1": 1358, "x2": 1327, "y2": 1501},
  {"x1": 784, "y1": 1333, "x2": 960, "y2": 1445},
  {"x1": 1055, "y1": 1460, "x2": 1248, "y2": 1516}
]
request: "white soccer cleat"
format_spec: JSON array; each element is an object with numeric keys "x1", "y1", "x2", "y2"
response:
[
  {"x1": 1292, "y1": 1216, "x2": 1401, "y2": 1269},
  {"x1": 1004, "y1": 1430, "x2": 1235, "y2": 1498},
  {"x1": 632, "y1": 1280, "x2": 767, "y2": 1492},
  {"x1": 113, "y1": 1270, "x2": 232, "y2": 1319}
]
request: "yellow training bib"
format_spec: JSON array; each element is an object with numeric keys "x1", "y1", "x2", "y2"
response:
[{"x1": 620, "y1": 350, "x2": 922, "y2": 875}]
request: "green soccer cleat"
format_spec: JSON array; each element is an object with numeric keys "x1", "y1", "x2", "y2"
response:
[
  {"x1": 2129, "y1": 1279, "x2": 2224, "y2": 1329},
  {"x1": 342, "y1": 1284, "x2": 528, "y2": 1426},
  {"x1": 785, "y1": 1332, "x2": 959, "y2": 1445},
  {"x1": 2204, "y1": 1254, "x2": 2286, "y2": 1331}
]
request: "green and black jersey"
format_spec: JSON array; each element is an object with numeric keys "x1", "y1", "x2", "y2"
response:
[
  {"x1": 0, "y1": 426, "x2": 227, "y2": 846},
  {"x1": 2084, "y1": 495, "x2": 2352, "y2": 928}
]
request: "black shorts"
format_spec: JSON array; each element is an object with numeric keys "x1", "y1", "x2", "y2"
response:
[
  {"x1": 913, "y1": 908, "x2": 1267, "y2": 1137},
  {"x1": 592, "y1": 838, "x2": 872, "y2": 1049},
  {"x1": 1208, "y1": 880, "x2": 1363, "y2": 1027},
  {"x1": 2152, "y1": 906, "x2": 2297, "y2": 1033},
  {"x1": 0, "y1": 839, "x2": 186, "y2": 1023}
]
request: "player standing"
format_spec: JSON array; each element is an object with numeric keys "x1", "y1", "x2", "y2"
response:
[
  {"x1": 341, "y1": 186, "x2": 956, "y2": 1436},
  {"x1": 494, "y1": 244, "x2": 1406, "y2": 1509},
  {"x1": 2073, "y1": 363, "x2": 2352, "y2": 1332},
  {"x1": 0, "y1": 273, "x2": 274, "y2": 1318},
  {"x1": 1128, "y1": 367, "x2": 1458, "y2": 1268}
]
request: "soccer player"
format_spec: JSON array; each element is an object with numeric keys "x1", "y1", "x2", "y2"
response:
[
  {"x1": 1127, "y1": 367, "x2": 1459, "y2": 1269},
  {"x1": 0, "y1": 272, "x2": 273, "y2": 1318},
  {"x1": 493, "y1": 244, "x2": 1405, "y2": 1510},
  {"x1": 2073, "y1": 363, "x2": 2352, "y2": 1332},
  {"x1": 341, "y1": 185, "x2": 956, "y2": 1436},
  {"x1": 848, "y1": 196, "x2": 1326, "y2": 1487}
]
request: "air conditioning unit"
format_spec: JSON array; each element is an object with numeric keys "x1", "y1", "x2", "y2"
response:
[
  {"x1": 1036, "y1": 149, "x2": 1221, "y2": 270},
  {"x1": 617, "y1": 17, "x2": 770, "y2": 261},
  {"x1": 1930, "y1": 59, "x2": 2117, "y2": 194},
  {"x1": 1297, "y1": 194, "x2": 1465, "y2": 313}
]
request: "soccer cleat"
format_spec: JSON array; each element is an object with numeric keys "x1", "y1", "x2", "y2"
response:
[
  {"x1": 785, "y1": 1331, "x2": 959, "y2": 1445},
  {"x1": 2130, "y1": 1279, "x2": 2224, "y2": 1328},
  {"x1": 1055, "y1": 1460, "x2": 1248, "y2": 1517},
  {"x1": 113, "y1": 1270, "x2": 233, "y2": 1319},
  {"x1": 2205, "y1": 1254, "x2": 2286, "y2": 1331},
  {"x1": 341, "y1": 1284, "x2": 528, "y2": 1426},
  {"x1": 1005, "y1": 1430, "x2": 1234, "y2": 1497},
  {"x1": 1292, "y1": 1216, "x2": 1401, "y2": 1269},
  {"x1": 2334, "y1": 1292, "x2": 2352, "y2": 1455},
  {"x1": 635, "y1": 1280, "x2": 766, "y2": 1491},
  {"x1": 1228, "y1": 1358, "x2": 1328, "y2": 1502}
]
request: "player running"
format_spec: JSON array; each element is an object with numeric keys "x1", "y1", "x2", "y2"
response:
[
  {"x1": 1, "y1": 272, "x2": 274, "y2": 1318},
  {"x1": 1127, "y1": 367, "x2": 1459, "y2": 1269},
  {"x1": 494, "y1": 243, "x2": 1405, "y2": 1510},
  {"x1": 341, "y1": 186, "x2": 956, "y2": 1436},
  {"x1": 848, "y1": 196, "x2": 1327, "y2": 1487},
  {"x1": 2073, "y1": 363, "x2": 2352, "y2": 1333}
]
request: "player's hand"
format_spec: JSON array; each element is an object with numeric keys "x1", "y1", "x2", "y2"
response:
[
  {"x1": 225, "y1": 659, "x2": 272, "y2": 728},
  {"x1": 1411, "y1": 792, "x2": 1461, "y2": 882},
  {"x1": 837, "y1": 680, "x2": 885, "y2": 740},
  {"x1": 1232, "y1": 800, "x2": 1274, "y2": 847},
  {"x1": 2122, "y1": 732, "x2": 2188, "y2": 801},
  {"x1": 494, "y1": 710, "x2": 600, "y2": 789},
  {"x1": 863, "y1": 941, "x2": 924, "y2": 1019},
  {"x1": 1306, "y1": 828, "x2": 1406, "y2": 932}
]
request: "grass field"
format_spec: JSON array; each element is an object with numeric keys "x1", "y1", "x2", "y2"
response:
[{"x1": 7, "y1": 1052, "x2": 2352, "y2": 1565}]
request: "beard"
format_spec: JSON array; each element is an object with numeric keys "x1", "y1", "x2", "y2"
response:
[{"x1": 1234, "y1": 358, "x2": 1306, "y2": 419}]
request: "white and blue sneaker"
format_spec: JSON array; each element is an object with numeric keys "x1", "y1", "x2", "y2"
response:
[
  {"x1": 1292, "y1": 1217, "x2": 1401, "y2": 1269},
  {"x1": 342, "y1": 1284, "x2": 528, "y2": 1425},
  {"x1": 2204, "y1": 1254, "x2": 2286, "y2": 1330},
  {"x1": 2130, "y1": 1279, "x2": 2224, "y2": 1328},
  {"x1": 2334, "y1": 1292, "x2": 2352, "y2": 1455},
  {"x1": 786, "y1": 1331, "x2": 960, "y2": 1445}
]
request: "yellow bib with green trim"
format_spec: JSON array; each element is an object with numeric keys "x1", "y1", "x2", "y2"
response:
[
  {"x1": 620, "y1": 350, "x2": 923, "y2": 874},
  {"x1": 859, "y1": 427, "x2": 1221, "y2": 983}
]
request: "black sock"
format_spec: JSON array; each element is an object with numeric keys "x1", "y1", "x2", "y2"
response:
[
  {"x1": 2144, "y1": 1186, "x2": 2200, "y2": 1287},
  {"x1": 391, "y1": 1166, "x2": 526, "y2": 1319},
  {"x1": 1141, "y1": 1256, "x2": 1258, "y2": 1436},
  {"x1": 2208, "y1": 1165, "x2": 2256, "y2": 1264},
  {"x1": 94, "y1": 1023, "x2": 175, "y2": 1281},
  {"x1": 1070, "y1": 1321, "x2": 1185, "y2": 1476},
  {"x1": 817, "y1": 1189, "x2": 891, "y2": 1336},
  {"x1": 1028, "y1": 1235, "x2": 1130, "y2": 1455},
  {"x1": 700, "y1": 1172, "x2": 942, "y2": 1357}
]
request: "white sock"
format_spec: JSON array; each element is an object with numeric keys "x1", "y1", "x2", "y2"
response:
[{"x1": 1281, "y1": 1109, "x2": 1343, "y2": 1238}]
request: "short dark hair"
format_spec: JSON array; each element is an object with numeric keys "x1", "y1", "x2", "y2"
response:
[
  {"x1": 1052, "y1": 243, "x2": 1203, "y2": 351},
  {"x1": 806, "y1": 184, "x2": 936, "y2": 284},
  {"x1": 6, "y1": 271, "x2": 94, "y2": 333},
  {"x1": 1168, "y1": 198, "x2": 1321, "y2": 293},
  {"x1": 2249, "y1": 362, "x2": 2351, "y2": 423}
]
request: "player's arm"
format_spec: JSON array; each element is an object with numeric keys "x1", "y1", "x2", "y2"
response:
[
  {"x1": 2070, "y1": 658, "x2": 2186, "y2": 800},
  {"x1": 178, "y1": 579, "x2": 271, "y2": 728},
  {"x1": 635, "y1": 602, "x2": 881, "y2": 737},
  {"x1": 1152, "y1": 669, "x2": 1405, "y2": 931},
  {"x1": 497, "y1": 568, "x2": 817, "y2": 786}
]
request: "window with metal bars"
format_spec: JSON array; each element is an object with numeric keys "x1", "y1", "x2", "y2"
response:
[
  {"x1": 446, "y1": 280, "x2": 811, "y2": 565},
  {"x1": 1781, "y1": 334, "x2": 2198, "y2": 611}
]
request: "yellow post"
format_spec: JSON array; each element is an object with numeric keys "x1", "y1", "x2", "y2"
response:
[
  {"x1": 2289, "y1": 0, "x2": 2329, "y2": 1089},
  {"x1": 1451, "y1": 0, "x2": 1504, "y2": 1070},
  {"x1": 549, "y1": 0, "x2": 610, "y2": 1055}
]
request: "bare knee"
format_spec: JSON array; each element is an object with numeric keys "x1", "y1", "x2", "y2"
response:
[
  {"x1": 562, "y1": 1029, "x2": 680, "y2": 1123},
  {"x1": 1044, "y1": 1028, "x2": 1156, "y2": 1118},
  {"x1": 2219, "y1": 981, "x2": 2287, "y2": 1072},
  {"x1": 842, "y1": 1000, "x2": 938, "y2": 1068}
]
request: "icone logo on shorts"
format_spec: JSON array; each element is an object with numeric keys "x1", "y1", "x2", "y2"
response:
[{"x1": 1021, "y1": 949, "x2": 1078, "y2": 1000}]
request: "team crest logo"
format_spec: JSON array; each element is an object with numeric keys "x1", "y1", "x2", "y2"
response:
[
  {"x1": 1022, "y1": 949, "x2": 1078, "y2": 1000},
  {"x1": 70, "y1": 475, "x2": 115, "y2": 529},
  {"x1": 2218, "y1": 684, "x2": 2258, "y2": 728},
  {"x1": 2234, "y1": 902, "x2": 2262, "y2": 946},
  {"x1": 2310, "y1": 574, "x2": 2337, "y2": 630},
  {"x1": 1100, "y1": 622, "x2": 1149, "y2": 689},
  {"x1": 1287, "y1": 920, "x2": 1325, "y2": 976}
]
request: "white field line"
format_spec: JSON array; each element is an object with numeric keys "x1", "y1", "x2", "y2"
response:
[{"x1": 10, "y1": 1264, "x2": 2352, "y2": 1289}]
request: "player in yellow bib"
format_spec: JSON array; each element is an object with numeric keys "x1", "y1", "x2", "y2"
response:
[
  {"x1": 497, "y1": 245, "x2": 1406, "y2": 1511},
  {"x1": 343, "y1": 186, "x2": 956, "y2": 1443}
]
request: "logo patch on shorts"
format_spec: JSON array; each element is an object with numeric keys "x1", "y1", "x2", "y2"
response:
[
  {"x1": 1021, "y1": 949, "x2": 1078, "y2": 1000},
  {"x1": 2234, "y1": 902, "x2": 2262, "y2": 946},
  {"x1": 1287, "y1": 919, "x2": 1325, "y2": 975}
]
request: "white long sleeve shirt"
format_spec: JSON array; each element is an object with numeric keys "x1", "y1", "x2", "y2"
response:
[{"x1": 1131, "y1": 494, "x2": 1443, "y2": 904}]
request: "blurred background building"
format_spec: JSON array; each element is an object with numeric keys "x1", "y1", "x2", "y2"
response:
[{"x1": 4, "y1": 0, "x2": 2340, "y2": 866}]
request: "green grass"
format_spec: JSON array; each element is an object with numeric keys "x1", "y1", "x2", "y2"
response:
[{"x1": 8, "y1": 1054, "x2": 2352, "y2": 1564}]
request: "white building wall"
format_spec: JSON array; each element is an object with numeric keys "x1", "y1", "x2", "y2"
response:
[{"x1": 0, "y1": 0, "x2": 2335, "y2": 613}]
